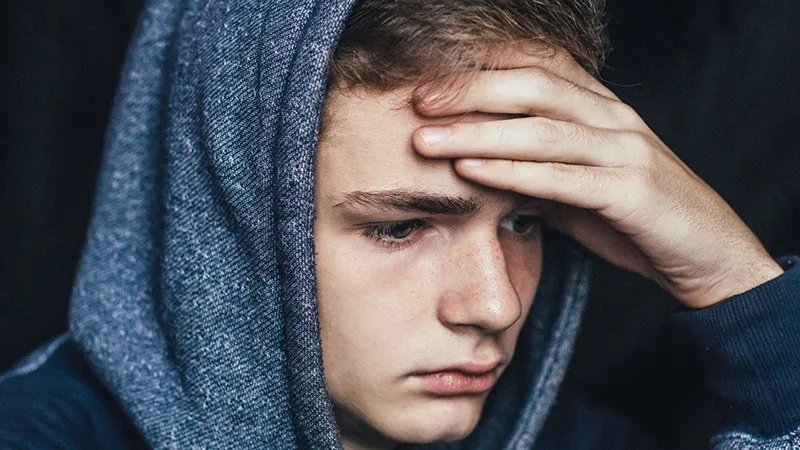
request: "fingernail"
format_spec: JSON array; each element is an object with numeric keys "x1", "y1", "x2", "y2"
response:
[
  {"x1": 460, "y1": 158, "x2": 485, "y2": 167},
  {"x1": 419, "y1": 127, "x2": 451, "y2": 146}
]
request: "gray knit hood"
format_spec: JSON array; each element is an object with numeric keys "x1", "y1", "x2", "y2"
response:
[{"x1": 68, "y1": 0, "x2": 592, "y2": 448}]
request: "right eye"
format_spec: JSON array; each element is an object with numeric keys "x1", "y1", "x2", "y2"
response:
[{"x1": 360, "y1": 219, "x2": 428, "y2": 249}]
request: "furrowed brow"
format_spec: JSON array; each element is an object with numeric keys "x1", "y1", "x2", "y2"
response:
[{"x1": 334, "y1": 189, "x2": 482, "y2": 216}]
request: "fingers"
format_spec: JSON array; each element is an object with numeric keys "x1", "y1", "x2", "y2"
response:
[
  {"x1": 452, "y1": 158, "x2": 620, "y2": 212},
  {"x1": 416, "y1": 66, "x2": 640, "y2": 131},
  {"x1": 414, "y1": 117, "x2": 632, "y2": 167},
  {"x1": 504, "y1": 49, "x2": 617, "y2": 100},
  {"x1": 547, "y1": 54, "x2": 618, "y2": 100}
]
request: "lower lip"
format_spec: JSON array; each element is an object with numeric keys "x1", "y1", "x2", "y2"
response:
[{"x1": 416, "y1": 371, "x2": 497, "y2": 395}]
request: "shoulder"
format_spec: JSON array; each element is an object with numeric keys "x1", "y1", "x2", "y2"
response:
[
  {"x1": 0, "y1": 335, "x2": 146, "y2": 449},
  {"x1": 535, "y1": 393, "x2": 658, "y2": 450}
]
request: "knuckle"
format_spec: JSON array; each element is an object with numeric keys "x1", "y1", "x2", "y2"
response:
[
  {"x1": 533, "y1": 118, "x2": 564, "y2": 144},
  {"x1": 582, "y1": 166, "x2": 610, "y2": 193},
  {"x1": 507, "y1": 160, "x2": 525, "y2": 187},
  {"x1": 563, "y1": 121, "x2": 586, "y2": 144},
  {"x1": 574, "y1": 166, "x2": 613, "y2": 207},
  {"x1": 635, "y1": 145, "x2": 659, "y2": 170},
  {"x1": 594, "y1": 147, "x2": 618, "y2": 167},
  {"x1": 620, "y1": 131, "x2": 654, "y2": 156},
  {"x1": 522, "y1": 66, "x2": 558, "y2": 96},
  {"x1": 551, "y1": 161, "x2": 583, "y2": 184},
  {"x1": 538, "y1": 162, "x2": 565, "y2": 198},
  {"x1": 611, "y1": 101, "x2": 641, "y2": 126},
  {"x1": 593, "y1": 131, "x2": 621, "y2": 166},
  {"x1": 494, "y1": 122, "x2": 511, "y2": 148}
]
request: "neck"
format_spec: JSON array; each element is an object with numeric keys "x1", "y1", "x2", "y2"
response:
[
  {"x1": 342, "y1": 436, "x2": 395, "y2": 450},
  {"x1": 335, "y1": 404, "x2": 397, "y2": 450}
]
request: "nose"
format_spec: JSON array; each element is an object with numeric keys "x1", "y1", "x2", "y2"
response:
[{"x1": 437, "y1": 235, "x2": 523, "y2": 334}]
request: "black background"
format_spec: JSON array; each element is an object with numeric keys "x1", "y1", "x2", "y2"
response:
[{"x1": 2, "y1": 1, "x2": 799, "y2": 447}]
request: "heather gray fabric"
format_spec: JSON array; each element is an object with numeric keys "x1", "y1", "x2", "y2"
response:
[{"x1": 68, "y1": 0, "x2": 592, "y2": 448}]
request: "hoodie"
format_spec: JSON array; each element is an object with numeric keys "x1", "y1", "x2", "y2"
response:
[
  {"x1": 1, "y1": 0, "x2": 593, "y2": 447},
  {"x1": 2, "y1": 0, "x2": 800, "y2": 449}
]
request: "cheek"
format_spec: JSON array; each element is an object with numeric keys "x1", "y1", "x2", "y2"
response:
[
  {"x1": 313, "y1": 223, "x2": 544, "y2": 443},
  {"x1": 314, "y1": 229, "x2": 439, "y2": 388},
  {"x1": 315, "y1": 228, "x2": 470, "y2": 440}
]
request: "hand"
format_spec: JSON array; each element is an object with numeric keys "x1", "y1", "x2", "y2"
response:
[{"x1": 412, "y1": 52, "x2": 783, "y2": 308}]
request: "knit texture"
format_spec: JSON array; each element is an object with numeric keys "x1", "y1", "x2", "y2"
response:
[
  {"x1": 673, "y1": 256, "x2": 800, "y2": 439},
  {"x1": 68, "y1": 0, "x2": 593, "y2": 448}
]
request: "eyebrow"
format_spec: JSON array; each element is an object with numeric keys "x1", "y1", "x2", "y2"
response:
[{"x1": 333, "y1": 189, "x2": 483, "y2": 216}]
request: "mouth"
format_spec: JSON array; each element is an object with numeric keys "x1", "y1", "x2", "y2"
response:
[{"x1": 412, "y1": 361, "x2": 501, "y2": 396}]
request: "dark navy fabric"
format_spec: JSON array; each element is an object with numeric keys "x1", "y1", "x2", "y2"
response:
[{"x1": 0, "y1": 338, "x2": 146, "y2": 450}]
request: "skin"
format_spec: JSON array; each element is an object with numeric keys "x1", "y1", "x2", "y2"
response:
[
  {"x1": 315, "y1": 88, "x2": 543, "y2": 449},
  {"x1": 412, "y1": 50, "x2": 784, "y2": 309},
  {"x1": 314, "y1": 49, "x2": 784, "y2": 448}
]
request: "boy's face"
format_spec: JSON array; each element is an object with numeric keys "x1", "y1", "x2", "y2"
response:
[{"x1": 314, "y1": 87, "x2": 543, "y2": 446}]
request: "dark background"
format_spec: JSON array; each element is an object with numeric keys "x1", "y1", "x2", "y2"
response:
[{"x1": 2, "y1": 1, "x2": 799, "y2": 447}]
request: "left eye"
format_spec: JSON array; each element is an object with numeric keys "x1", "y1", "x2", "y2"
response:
[{"x1": 500, "y1": 214, "x2": 542, "y2": 235}]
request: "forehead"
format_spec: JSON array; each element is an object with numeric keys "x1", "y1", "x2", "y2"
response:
[{"x1": 316, "y1": 88, "x2": 506, "y2": 199}]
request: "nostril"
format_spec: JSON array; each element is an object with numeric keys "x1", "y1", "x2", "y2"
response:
[
  {"x1": 484, "y1": 286, "x2": 523, "y2": 332},
  {"x1": 457, "y1": 274, "x2": 523, "y2": 334},
  {"x1": 436, "y1": 236, "x2": 527, "y2": 334}
]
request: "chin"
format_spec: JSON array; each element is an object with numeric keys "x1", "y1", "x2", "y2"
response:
[{"x1": 382, "y1": 395, "x2": 486, "y2": 444}]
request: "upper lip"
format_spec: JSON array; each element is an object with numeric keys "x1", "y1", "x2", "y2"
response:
[{"x1": 415, "y1": 360, "x2": 502, "y2": 376}]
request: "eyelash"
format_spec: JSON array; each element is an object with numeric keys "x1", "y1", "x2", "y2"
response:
[
  {"x1": 360, "y1": 214, "x2": 542, "y2": 249},
  {"x1": 361, "y1": 219, "x2": 428, "y2": 249}
]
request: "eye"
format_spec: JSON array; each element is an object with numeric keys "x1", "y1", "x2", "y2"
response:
[
  {"x1": 361, "y1": 219, "x2": 427, "y2": 248},
  {"x1": 500, "y1": 214, "x2": 542, "y2": 237}
]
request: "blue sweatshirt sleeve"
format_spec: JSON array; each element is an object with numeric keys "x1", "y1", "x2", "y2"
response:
[
  {"x1": 0, "y1": 336, "x2": 146, "y2": 449},
  {"x1": 671, "y1": 256, "x2": 800, "y2": 448}
]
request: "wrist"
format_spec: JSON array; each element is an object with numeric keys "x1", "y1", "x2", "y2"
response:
[{"x1": 691, "y1": 256, "x2": 785, "y2": 309}]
